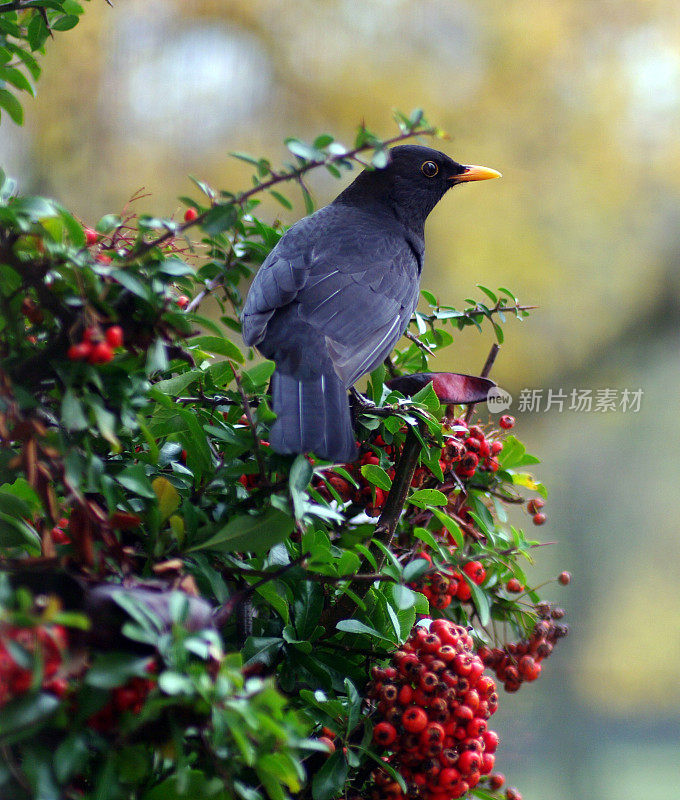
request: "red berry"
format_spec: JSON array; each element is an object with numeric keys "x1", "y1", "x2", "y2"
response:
[
  {"x1": 499, "y1": 415, "x2": 515, "y2": 429},
  {"x1": 84, "y1": 227, "x2": 98, "y2": 245},
  {"x1": 482, "y1": 729, "x2": 499, "y2": 753},
  {"x1": 82, "y1": 326, "x2": 97, "y2": 343},
  {"x1": 506, "y1": 578, "x2": 523, "y2": 593},
  {"x1": 88, "y1": 342, "x2": 114, "y2": 364},
  {"x1": 481, "y1": 753, "x2": 495, "y2": 774},
  {"x1": 506, "y1": 788, "x2": 523, "y2": 800},
  {"x1": 467, "y1": 717, "x2": 487, "y2": 737},
  {"x1": 67, "y1": 342, "x2": 92, "y2": 361},
  {"x1": 456, "y1": 749, "x2": 480, "y2": 776},
  {"x1": 373, "y1": 721, "x2": 397, "y2": 746},
  {"x1": 491, "y1": 441, "x2": 503, "y2": 455},
  {"x1": 455, "y1": 580, "x2": 472, "y2": 602},
  {"x1": 402, "y1": 706, "x2": 428, "y2": 733},
  {"x1": 184, "y1": 207, "x2": 199, "y2": 223},
  {"x1": 398, "y1": 684, "x2": 414, "y2": 706},
  {"x1": 463, "y1": 561, "x2": 486, "y2": 585},
  {"x1": 558, "y1": 571, "x2": 572, "y2": 585},
  {"x1": 490, "y1": 772, "x2": 505, "y2": 790},
  {"x1": 177, "y1": 295, "x2": 190, "y2": 309},
  {"x1": 527, "y1": 498, "x2": 545, "y2": 514},
  {"x1": 105, "y1": 325, "x2": 124, "y2": 349},
  {"x1": 419, "y1": 722, "x2": 446, "y2": 751},
  {"x1": 51, "y1": 526, "x2": 71, "y2": 545},
  {"x1": 422, "y1": 633, "x2": 442, "y2": 653},
  {"x1": 532, "y1": 512, "x2": 546, "y2": 525},
  {"x1": 438, "y1": 768, "x2": 462, "y2": 789},
  {"x1": 96, "y1": 253, "x2": 112, "y2": 264}
]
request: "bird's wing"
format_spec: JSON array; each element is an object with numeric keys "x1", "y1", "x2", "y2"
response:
[
  {"x1": 241, "y1": 206, "x2": 420, "y2": 385},
  {"x1": 240, "y1": 233, "x2": 310, "y2": 347},
  {"x1": 298, "y1": 213, "x2": 420, "y2": 386}
]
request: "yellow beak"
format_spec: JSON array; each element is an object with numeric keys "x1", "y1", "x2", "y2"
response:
[{"x1": 453, "y1": 165, "x2": 502, "y2": 182}]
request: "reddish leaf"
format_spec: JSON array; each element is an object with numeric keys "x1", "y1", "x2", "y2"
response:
[{"x1": 386, "y1": 372, "x2": 495, "y2": 404}]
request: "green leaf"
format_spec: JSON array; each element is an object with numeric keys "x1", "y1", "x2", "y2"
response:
[
  {"x1": 311, "y1": 750, "x2": 348, "y2": 800},
  {"x1": 389, "y1": 583, "x2": 416, "y2": 610},
  {"x1": 411, "y1": 380, "x2": 441, "y2": 415},
  {"x1": 116, "y1": 463, "x2": 156, "y2": 500},
  {"x1": 202, "y1": 203, "x2": 237, "y2": 235},
  {"x1": 241, "y1": 359, "x2": 275, "y2": 389},
  {"x1": 360, "y1": 464, "x2": 392, "y2": 491},
  {"x1": 430, "y1": 507, "x2": 465, "y2": 548},
  {"x1": 51, "y1": 14, "x2": 80, "y2": 31},
  {"x1": 335, "y1": 619, "x2": 396, "y2": 644},
  {"x1": 26, "y1": 13, "x2": 49, "y2": 51},
  {"x1": 189, "y1": 335, "x2": 244, "y2": 362},
  {"x1": 146, "y1": 338, "x2": 168, "y2": 375},
  {"x1": 0, "y1": 693, "x2": 60, "y2": 740},
  {"x1": 269, "y1": 190, "x2": 292, "y2": 209},
  {"x1": 91, "y1": 400, "x2": 120, "y2": 451},
  {"x1": 289, "y1": 454, "x2": 313, "y2": 522},
  {"x1": 61, "y1": 389, "x2": 88, "y2": 431},
  {"x1": 0, "y1": 66, "x2": 33, "y2": 95},
  {"x1": 143, "y1": 770, "x2": 224, "y2": 800},
  {"x1": 190, "y1": 507, "x2": 294, "y2": 554},
  {"x1": 152, "y1": 370, "x2": 201, "y2": 396},
  {"x1": 95, "y1": 213, "x2": 121, "y2": 233},
  {"x1": 0, "y1": 487, "x2": 36, "y2": 518},
  {"x1": 407, "y1": 489, "x2": 448, "y2": 508},
  {"x1": 0, "y1": 87, "x2": 23, "y2": 125},
  {"x1": 313, "y1": 134, "x2": 334, "y2": 149},
  {"x1": 0, "y1": 511, "x2": 40, "y2": 552},
  {"x1": 476, "y1": 284, "x2": 498, "y2": 304},
  {"x1": 85, "y1": 654, "x2": 152, "y2": 689},
  {"x1": 293, "y1": 581, "x2": 323, "y2": 639},
  {"x1": 463, "y1": 574, "x2": 491, "y2": 626},
  {"x1": 402, "y1": 557, "x2": 430, "y2": 583}
]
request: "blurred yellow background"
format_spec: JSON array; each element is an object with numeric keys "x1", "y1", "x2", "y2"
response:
[{"x1": 2, "y1": 1, "x2": 678, "y2": 796}]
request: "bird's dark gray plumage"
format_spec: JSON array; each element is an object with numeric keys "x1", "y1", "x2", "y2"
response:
[{"x1": 241, "y1": 144, "x2": 500, "y2": 462}]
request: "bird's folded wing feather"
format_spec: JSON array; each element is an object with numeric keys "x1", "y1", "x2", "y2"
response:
[{"x1": 241, "y1": 206, "x2": 420, "y2": 384}]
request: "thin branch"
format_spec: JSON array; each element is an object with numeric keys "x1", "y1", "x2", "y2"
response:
[
  {"x1": 465, "y1": 342, "x2": 500, "y2": 423},
  {"x1": 329, "y1": 423, "x2": 424, "y2": 626},
  {"x1": 468, "y1": 484, "x2": 525, "y2": 503},
  {"x1": 417, "y1": 304, "x2": 536, "y2": 326},
  {"x1": 128, "y1": 126, "x2": 436, "y2": 260},
  {"x1": 222, "y1": 562, "x2": 398, "y2": 584},
  {"x1": 404, "y1": 330, "x2": 435, "y2": 356},
  {"x1": 229, "y1": 363, "x2": 268, "y2": 484}
]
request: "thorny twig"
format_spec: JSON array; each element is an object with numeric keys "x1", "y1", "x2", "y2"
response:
[{"x1": 128, "y1": 125, "x2": 437, "y2": 265}]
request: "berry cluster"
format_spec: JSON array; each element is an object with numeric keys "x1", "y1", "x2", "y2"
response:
[
  {"x1": 478, "y1": 603, "x2": 568, "y2": 693},
  {"x1": 410, "y1": 553, "x2": 486, "y2": 610},
  {"x1": 0, "y1": 623, "x2": 69, "y2": 706},
  {"x1": 368, "y1": 620, "x2": 499, "y2": 800},
  {"x1": 411, "y1": 419, "x2": 503, "y2": 491},
  {"x1": 67, "y1": 325, "x2": 124, "y2": 364},
  {"x1": 87, "y1": 671, "x2": 156, "y2": 733}
]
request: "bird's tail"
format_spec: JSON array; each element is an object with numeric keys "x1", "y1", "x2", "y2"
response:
[{"x1": 270, "y1": 369, "x2": 358, "y2": 462}]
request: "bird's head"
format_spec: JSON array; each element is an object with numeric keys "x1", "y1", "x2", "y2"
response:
[{"x1": 337, "y1": 144, "x2": 501, "y2": 231}]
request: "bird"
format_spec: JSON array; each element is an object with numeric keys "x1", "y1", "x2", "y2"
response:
[{"x1": 241, "y1": 144, "x2": 501, "y2": 462}]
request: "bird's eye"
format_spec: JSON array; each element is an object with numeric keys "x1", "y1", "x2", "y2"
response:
[{"x1": 421, "y1": 161, "x2": 439, "y2": 178}]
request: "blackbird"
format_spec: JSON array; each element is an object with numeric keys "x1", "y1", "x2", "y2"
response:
[{"x1": 241, "y1": 144, "x2": 500, "y2": 462}]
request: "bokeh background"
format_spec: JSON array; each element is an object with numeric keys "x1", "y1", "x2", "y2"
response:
[{"x1": 2, "y1": 1, "x2": 679, "y2": 796}]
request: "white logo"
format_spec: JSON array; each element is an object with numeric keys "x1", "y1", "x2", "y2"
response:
[{"x1": 487, "y1": 386, "x2": 512, "y2": 413}]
